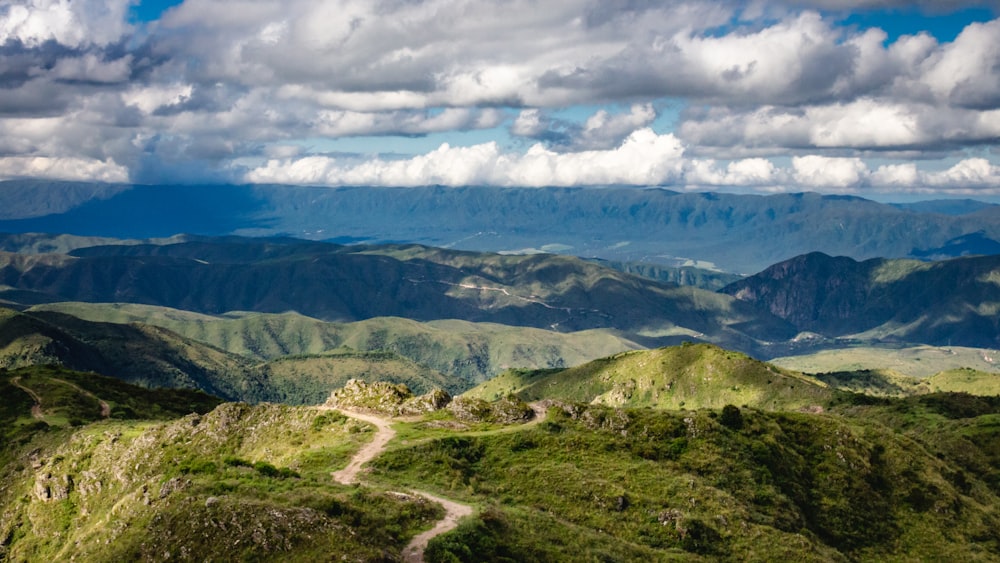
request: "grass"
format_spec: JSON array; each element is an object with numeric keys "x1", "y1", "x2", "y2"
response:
[
  {"x1": 464, "y1": 343, "x2": 833, "y2": 411},
  {"x1": 368, "y1": 401, "x2": 1000, "y2": 561},
  {"x1": 0, "y1": 399, "x2": 447, "y2": 563},
  {"x1": 4, "y1": 354, "x2": 1000, "y2": 561},
  {"x1": 771, "y1": 344, "x2": 1000, "y2": 378}
]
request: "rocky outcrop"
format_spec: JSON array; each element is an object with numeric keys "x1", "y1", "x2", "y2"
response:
[
  {"x1": 447, "y1": 395, "x2": 534, "y2": 424},
  {"x1": 325, "y1": 379, "x2": 452, "y2": 416}
]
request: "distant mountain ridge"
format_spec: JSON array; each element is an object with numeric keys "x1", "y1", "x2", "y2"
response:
[
  {"x1": 2, "y1": 181, "x2": 998, "y2": 272},
  {"x1": 721, "y1": 252, "x2": 1000, "y2": 347},
  {"x1": 0, "y1": 237, "x2": 797, "y2": 350}
]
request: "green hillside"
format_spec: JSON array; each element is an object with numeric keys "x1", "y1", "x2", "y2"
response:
[
  {"x1": 28, "y1": 302, "x2": 643, "y2": 385},
  {"x1": 927, "y1": 368, "x2": 1000, "y2": 395},
  {"x1": 372, "y1": 399, "x2": 1000, "y2": 561},
  {"x1": 466, "y1": 343, "x2": 832, "y2": 411},
  {"x1": 771, "y1": 344, "x2": 1000, "y2": 378},
  {"x1": 0, "y1": 308, "x2": 453, "y2": 404},
  {"x1": 0, "y1": 399, "x2": 440, "y2": 562}
]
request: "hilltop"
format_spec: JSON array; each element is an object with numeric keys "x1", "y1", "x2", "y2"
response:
[{"x1": 466, "y1": 343, "x2": 833, "y2": 411}]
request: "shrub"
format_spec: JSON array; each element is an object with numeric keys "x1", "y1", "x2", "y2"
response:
[{"x1": 720, "y1": 405, "x2": 743, "y2": 430}]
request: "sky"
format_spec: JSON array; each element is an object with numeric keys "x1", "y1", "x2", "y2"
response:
[{"x1": 2, "y1": 0, "x2": 1000, "y2": 198}]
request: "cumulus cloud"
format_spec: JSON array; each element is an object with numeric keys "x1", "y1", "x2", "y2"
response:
[
  {"x1": 0, "y1": 0, "x2": 998, "y2": 193},
  {"x1": 246, "y1": 131, "x2": 1000, "y2": 195},
  {"x1": 247, "y1": 128, "x2": 687, "y2": 187},
  {"x1": 679, "y1": 100, "x2": 1000, "y2": 152},
  {"x1": 0, "y1": 155, "x2": 128, "y2": 182},
  {"x1": 0, "y1": 0, "x2": 132, "y2": 47}
]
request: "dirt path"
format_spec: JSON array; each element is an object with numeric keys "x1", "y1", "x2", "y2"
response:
[
  {"x1": 402, "y1": 491, "x2": 474, "y2": 563},
  {"x1": 11, "y1": 376, "x2": 45, "y2": 420},
  {"x1": 330, "y1": 410, "x2": 396, "y2": 485},
  {"x1": 51, "y1": 378, "x2": 111, "y2": 418},
  {"x1": 328, "y1": 408, "x2": 475, "y2": 563}
]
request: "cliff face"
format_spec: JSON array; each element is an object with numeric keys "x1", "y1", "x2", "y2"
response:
[{"x1": 723, "y1": 252, "x2": 874, "y2": 332}]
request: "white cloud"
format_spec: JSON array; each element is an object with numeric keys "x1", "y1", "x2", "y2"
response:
[
  {"x1": 315, "y1": 108, "x2": 504, "y2": 137},
  {"x1": 247, "y1": 128, "x2": 687, "y2": 187},
  {"x1": 0, "y1": 156, "x2": 127, "y2": 182},
  {"x1": 679, "y1": 100, "x2": 1000, "y2": 152},
  {"x1": 511, "y1": 109, "x2": 547, "y2": 138},
  {"x1": 0, "y1": 0, "x2": 132, "y2": 47},
  {"x1": 792, "y1": 155, "x2": 869, "y2": 190},
  {"x1": 50, "y1": 53, "x2": 133, "y2": 83},
  {"x1": 575, "y1": 104, "x2": 657, "y2": 150},
  {"x1": 918, "y1": 19, "x2": 1000, "y2": 108},
  {"x1": 121, "y1": 84, "x2": 195, "y2": 115}
]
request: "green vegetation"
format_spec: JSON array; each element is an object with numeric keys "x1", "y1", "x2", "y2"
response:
[
  {"x1": 466, "y1": 343, "x2": 832, "y2": 411},
  {"x1": 771, "y1": 344, "x2": 1000, "y2": 378},
  {"x1": 0, "y1": 398, "x2": 442, "y2": 562},
  {"x1": 0, "y1": 365, "x2": 220, "y2": 465},
  {"x1": 370, "y1": 401, "x2": 1000, "y2": 561},
  {"x1": 928, "y1": 368, "x2": 1000, "y2": 395},
  {"x1": 2, "y1": 339, "x2": 1000, "y2": 561},
  {"x1": 723, "y1": 252, "x2": 1000, "y2": 348}
]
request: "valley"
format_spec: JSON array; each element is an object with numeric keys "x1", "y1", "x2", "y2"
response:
[{"x1": 0, "y1": 219, "x2": 997, "y2": 561}]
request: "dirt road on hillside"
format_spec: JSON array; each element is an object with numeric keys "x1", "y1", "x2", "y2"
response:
[
  {"x1": 328, "y1": 408, "x2": 475, "y2": 563},
  {"x1": 51, "y1": 378, "x2": 111, "y2": 418},
  {"x1": 11, "y1": 376, "x2": 44, "y2": 420}
]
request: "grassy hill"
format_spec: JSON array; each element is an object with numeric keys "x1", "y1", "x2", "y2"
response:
[
  {"x1": 27, "y1": 302, "x2": 644, "y2": 386},
  {"x1": 0, "y1": 395, "x2": 440, "y2": 561},
  {"x1": 465, "y1": 343, "x2": 833, "y2": 411},
  {"x1": 372, "y1": 398, "x2": 1000, "y2": 561},
  {"x1": 0, "y1": 365, "x2": 221, "y2": 465},
  {"x1": 927, "y1": 368, "x2": 1000, "y2": 395},
  {"x1": 0, "y1": 308, "x2": 455, "y2": 404},
  {"x1": 770, "y1": 344, "x2": 1000, "y2": 377}
]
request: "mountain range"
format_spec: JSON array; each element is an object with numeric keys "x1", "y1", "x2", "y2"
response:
[
  {"x1": 1, "y1": 233, "x2": 998, "y2": 363},
  {"x1": 2, "y1": 181, "x2": 999, "y2": 273},
  {"x1": 0, "y1": 235, "x2": 797, "y2": 348},
  {"x1": 722, "y1": 251, "x2": 1000, "y2": 348}
]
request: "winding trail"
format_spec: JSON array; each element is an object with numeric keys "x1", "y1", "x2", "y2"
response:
[
  {"x1": 11, "y1": 376, "x2": 44, "y2": 420},
  {"x1": 402, "y1": 491, "x2": 473, "y2": 563},
  {"x1": 328, "y1": 408, "x2": 475, "y2": 563},
  {"x1": 9, "y1": 376, "x2": 112, "y2": 420},
  {"x1": 330, "y1": 410, "x2": 396, "y2": 485},
  {"x1": 51, "y1": 378, "x2": 111, "y2": 418}
]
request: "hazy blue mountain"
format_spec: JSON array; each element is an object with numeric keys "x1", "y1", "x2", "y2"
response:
[
  {"x1": 3, "y1": 181, "x2": 1000, "y2": 272},
  {"x1": 891, "y1": 199, "x2": 998, "y2": 215}
]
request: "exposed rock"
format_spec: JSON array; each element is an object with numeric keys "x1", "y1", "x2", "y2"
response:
[
  {"x1": 326, "y1": 379, "x2": 452, "y2": 416},
  {"x1": 158, "y1": 477, "x2": 189, "y2": 499},
  {"x1": 448, "y1": 395, "x2": 534, "y2": 424}
]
